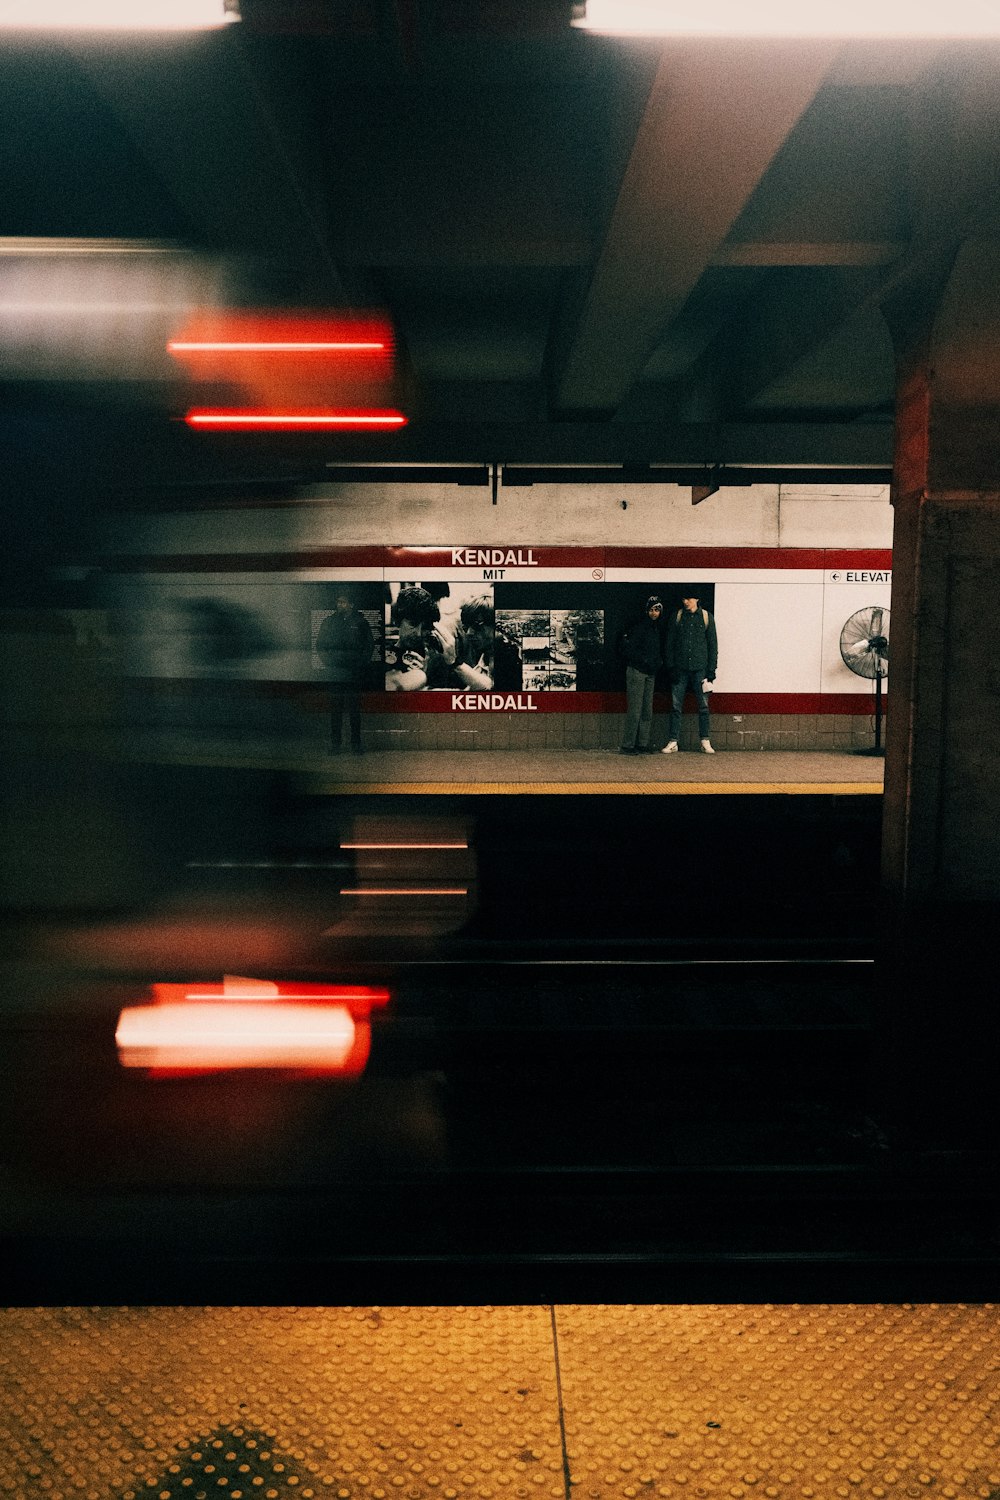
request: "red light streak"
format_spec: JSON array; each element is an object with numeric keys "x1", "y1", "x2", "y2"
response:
[
  {"x1": 184, "y1": 408, "x2": 407, "y2": 430},
  {"x1": 169, "y1": 313, "x2": 401, "y2": 431},
  {"x1": 168, "y1": 313, "x2": 396, "y2": 355},
  {"x1": 116, "y1": 1002, "x2": 357, "y2": 1071},
  {"x1": 169, "y1": 340, "x2": 387, "y2": 353},
  {"x1": 116, "y1": 979, "x2": 390, "y2": 1076},
  {"x1": 154, "y1": 981, "x2": 390, "y2": 1006}
]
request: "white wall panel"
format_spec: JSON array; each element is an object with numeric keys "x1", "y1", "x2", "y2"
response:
[
  {"x1": 714, "y1": 581, "x2": 825, "y2": 693},
  {"x1": 779, "y1": 491, "x2": 892, "y2": 548}
]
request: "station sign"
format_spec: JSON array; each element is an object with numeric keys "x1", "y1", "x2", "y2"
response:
[{"x1": 387, "y1": 545, "x2": 604, "y2": 582}]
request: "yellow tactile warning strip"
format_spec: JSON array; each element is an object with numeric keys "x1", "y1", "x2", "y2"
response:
[
  {"x1": 2, "y1": 1306, "x2": 997, "y2": 1500},
  {"x1": 0, "y1": 1307, "x2": 565, "y2": 1500},
  {"x1": 556, "y1": 1305, "x2": 1000, "y2": 1500},
  {"x1": 301, "y1": 783, "x2": 883, "y2": 796}
]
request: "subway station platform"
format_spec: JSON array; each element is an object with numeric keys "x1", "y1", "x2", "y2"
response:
[
  {"x1": 1, "y1": 1305, "x2": 997, "y2": 1500},
  {"x1": 303, "y1": 747, "x2": 885, "y2": 795},
  {"x1": 127, "y1": 736, "x2": 885, "y2": 795}
]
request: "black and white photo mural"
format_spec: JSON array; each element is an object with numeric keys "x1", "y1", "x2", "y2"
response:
[
  {"x1": 493, "y1": 600, "x2": 605, "y2": 692},
  {"x1": 384, "y1": 581, "x2": 496, "y2": 691}
]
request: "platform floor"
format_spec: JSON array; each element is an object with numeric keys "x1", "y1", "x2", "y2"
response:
[
  {"x1": 134, "y1": 737, "x2": 886, "y2": 794},
  {"x1": 1, "y1": 1305, "x2": 996, "y2": 1500},
  {"x1": 302, "y1": 747, "x2": 885, "y2": 794}
]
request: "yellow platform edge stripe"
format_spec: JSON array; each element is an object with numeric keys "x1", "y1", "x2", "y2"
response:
[
  {"x1": 122, "y1": 753, "x2": 882, "y2": 796},
  {"x1": 299, "y1": 780, "x2": 883, "y2": 795}
]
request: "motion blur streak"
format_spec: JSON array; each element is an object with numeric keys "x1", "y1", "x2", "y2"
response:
[
  {"x1": 183, "y1": 409, "x2": 408, "y2": 429},
  {"x1": 0, "y1": 240, "x2": 223, "y2": 381},
  {"x1": 340, "y1": 843, "x2": 470, "y2": 850},
  {"x1": 152, "y1": 980, "x2": 391, "y2": 1006},
  {"x1": 0, "y1": 238, "x2": 179, "y2": 254},
  {"x1": 0, "y1": 0, "x2": 237, "y2": 27},
  {"x1": 168, "y1": 313, "x2": 395, "y2": 358},
  {"x1": 117, "y1": 979, "x2": 390, "y2": 1074},
  {"x1": 573, "y1": 0, "x2": 1000, "y2": 35},
  {"x1": 328, "y1": 814, "x2": 477, "y2": 937},
  {"x1": 169, "y1": 310, "x2": 403, "y2": 426},
  {"x1": 116, "y1": 1002, "x2": 356, "y2": 1071},
  {"x1": 168, "y1": 341, "x2": 388, "y2": 353},
  {"x1": 339, "y1": 888, "x2": 469, "y2": 896}
]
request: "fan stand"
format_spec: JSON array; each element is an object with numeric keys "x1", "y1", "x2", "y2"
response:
[{"x1": 854, "y1": 668, "x2": 885, "y2": 757}]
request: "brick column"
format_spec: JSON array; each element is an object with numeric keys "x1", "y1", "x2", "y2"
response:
[{"x1": 880, "y1": 240, "x2": 1000, "y2": 1145}]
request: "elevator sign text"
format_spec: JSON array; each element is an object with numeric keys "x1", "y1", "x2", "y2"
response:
[{"x1": 828, "y1": 570, "x2": 891, "y2": 583}]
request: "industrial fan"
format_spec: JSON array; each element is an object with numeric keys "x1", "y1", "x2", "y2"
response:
[{"x1": 840, "y1": 605, "x2": 890, "y2": 755}]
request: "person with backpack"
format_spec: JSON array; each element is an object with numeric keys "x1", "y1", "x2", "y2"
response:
[
  {"x1": 618, "y1": 595, "x2": 664, "y2": 754},
  {"x1": 662, "y1": 589, "x2": 718, "y2": 754}
]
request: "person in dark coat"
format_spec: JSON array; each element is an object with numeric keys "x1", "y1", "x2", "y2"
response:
[
  {"x1": 662, "y1": 588, "x2": 719, "y2": 754},
  {"x1": 618, "y1": 595, "x2": 664, "y2": 754},
  {"x1": 316, "y1": 591, "x2": 375, "y2": 753}
]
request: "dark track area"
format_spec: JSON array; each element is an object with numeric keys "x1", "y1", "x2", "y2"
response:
[
  {"x1": 5, "y1": 783, "x2": 1000, "y2": 1302},
  {"x1": 141, "y1": 774, "x2": 884, "y2": 949}
]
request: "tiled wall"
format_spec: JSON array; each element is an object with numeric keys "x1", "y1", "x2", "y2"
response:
[{"x1": 364, "y1": 709, "x2": 881, "y2": 752}]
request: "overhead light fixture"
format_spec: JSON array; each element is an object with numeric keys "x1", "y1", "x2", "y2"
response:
[
  {"x1": 572, "y1": 0, "x2": 1000, "y2": 35},
  {"x1": 0, "y1": 0, "x2": 238, "y2": 29}
]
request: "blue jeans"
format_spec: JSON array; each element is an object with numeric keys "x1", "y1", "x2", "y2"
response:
[{"x1": 669, "y1": 671, "x2": 710, "y2": 741}]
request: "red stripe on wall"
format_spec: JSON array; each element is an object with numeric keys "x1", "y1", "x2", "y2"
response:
[
  {"x1": 131, "y1": 679, "x2": 882, "y2": 715},
  {"x1": 821, "y1": 550, "x2": 893, "y2": 572},
  {"x1": 374, "y1": 691, "x2": 880, "y2": 715},
  {"x1": 111, "y1": 548, "x2": 387, "y2": 573},
  {"x1": 375, "y1": 690, "x2": 611, "y2": 712},
  {"x1": 605, "y1": 547, "x2": 892, "y2": 571},
  {"x1": 387, "y1": 545, "x2": 604, "y2": 570},
  {"x1": 706, "y1": 693, "x2": 882, "y2": 715},
  {"x1": 111, "y1": 545, "x2": 893, "y2": 575}
]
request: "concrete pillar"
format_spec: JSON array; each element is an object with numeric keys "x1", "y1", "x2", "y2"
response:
[{"x1": 881, "y1": 239, "x2": 1000, "y2": 1145}]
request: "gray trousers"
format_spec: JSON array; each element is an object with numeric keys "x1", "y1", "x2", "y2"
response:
[{"x1": 622, "y1": 665, "x2": 656, "y2": 748}]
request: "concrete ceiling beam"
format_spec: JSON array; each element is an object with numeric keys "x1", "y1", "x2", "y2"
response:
[
  {"x1": 712, "y1": 241, "x2": 905, "y2": 268},
  {"x1": 72, "y1": 34, "x2": 344, "y2": 301},
  {"x1": 723, "y1": 266, "x2": 890, "y2": 411},
  {"x1": 548, "y1": 39, "x2": 841, "y2": 416}
]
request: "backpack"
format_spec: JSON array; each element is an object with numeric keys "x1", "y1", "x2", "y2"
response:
[{"x1": 676, "y1": 608, "x2": 709, "y2": 627}]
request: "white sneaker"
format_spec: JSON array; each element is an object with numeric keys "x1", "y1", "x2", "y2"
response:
[
  {"x1": 661, "y1": 741, "x2": 679, "y2": 754},
  {"x1": 701, "y1": 739, "x2": 715, "y2": 753}
]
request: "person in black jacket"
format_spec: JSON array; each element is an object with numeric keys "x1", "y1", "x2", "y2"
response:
[
  {"x1": 316, "y1": 592, "x2": 375, "y2": 753},
  {"x1": 662, "y1": 589, "x2": 719, "y2": 754},
  {"x1": 618, "y1": 596, "x2": 664, "y2": 754}
]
